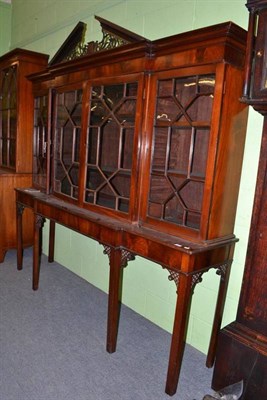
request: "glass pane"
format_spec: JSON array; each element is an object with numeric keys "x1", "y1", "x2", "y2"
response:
[
  {"x1": 116, "y1": 99, "x2": 136, "y2": 125},
  {"x1": 86, "y1": 166, "x2": 105, "y2": 191},
  {"x1": 87, "y1": 128, "x2": 98, "y2": 164},
  {"x1": 156, "y1": 97, "x2": 179, "y2": 123},
  {"x1": 10, "y1": 110, "x2": 17, "y2": 139},
  {"x1": 118, "y1": 199, "x2": 129, "y2": 212},
  {"x1": 149, "y1": 175, "x2": 173, "y2": 203},
  {"x1": 85, "y1": 81, "x2": 138, "y2": 214},
  {"x1": 121, "y1": 128, "x2": 134, "y2": 169},
  {"x1": 100, "y1": 120, "x2": 120, "y2": 173},
  {"x1": 53, "y1": 88, "x2": 82, "y2": 199},
  {"x1": 90, "y1": 99, "x2": 109, "y2": 126},
  {"x1": 111, "y1": 173, "x2": 131, "y2": 197},
  {"x1": 103, "y1": 84, "x2": 124, "y2": 107},
  {"x1": 151, "y1": 127, "x2": 168, "y2": 171},
  {"x1": 62, "y1": 123, "x2": 74, "y2": 167},
  {"x1": 191, "y1": 129, "x2": 210, "y2": 177},
  {"x1": 186, "y1": 212, "x2": 201, "y2": 229},
  {"x1": 9, "y1": 139, "x2": 16, "y2": 167},
  {"x1": 0, "y1": 66, "x2": 17, "y2": 169},
  {"x1": 33, "y1": 95, "x2": 48, "y2": 188},
  {"x1": 1, "y1": 139, "x2": 7, "y2": 165},
  {"x1": 148, "y1": 73, "x2": 215, "y2": 229},
  {"x1": 186, "y1": 96, "x2": 213, "y2": 122},
  {"x1": 126, "y1": 82, "x2": 138, "y2": 96},
  {"x1": 179, "y1": 181, "x2": 204, "y2": 212},
  {"x1": 168, "y1": 129, "x2": 192, "y2": 173},
  {"x1": 96, "y1": 185, "x2": 116, "y2": 209},
  {"x1": 165, "y1": 197, "x2": 184, "y2": 224},
  {"x1": 1, "y1": 111, "x2": 8, "y2": 138}
]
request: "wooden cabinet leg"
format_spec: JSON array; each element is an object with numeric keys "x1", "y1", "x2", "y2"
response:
[
  {"x1": 165, "y1": 273, "x2": 193, "y2": 396},
  {"x1": 48, "y1": 220, "x2": 56, "y2": 263},
  {"x1": 0, "y1": 248, "x2": 6, "y2": 263},
  {"x1": 206, "y1": 260, "x2": 232, "y2": 368},
  {"x1": 33, "y1": 214, "x2": 44, "y2": 291},
  {"x1": 16, "y1": 203, "x2": 24, "y2": 270},
  {"x1": 106, "y1": 247, "x2": 123, "y2": 354}
]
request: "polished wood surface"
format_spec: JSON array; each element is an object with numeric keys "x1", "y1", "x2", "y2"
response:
[
  {"x1": 0, "y1": 172, "x2": 33, "y2": 262},
  {"x1": 16, "y1": 19, "x2": 248, "y2": 396},
  {"x1": 212, "y1": 2, "x2": 267, "y2": 398}
]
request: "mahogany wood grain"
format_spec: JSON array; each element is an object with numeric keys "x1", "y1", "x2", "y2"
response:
[
  {"x1": 212, "y1": 2, "x2": 267, "y2": 399},
  {"x1": 48, "y1": 221, "x2": 56, "y2": 263},
  {"x1": 0, "y1": 172, "x2": 33, "y2": 262},
  {"x1": 106, "y1": 247, "x2": 124, "y2": 354}
]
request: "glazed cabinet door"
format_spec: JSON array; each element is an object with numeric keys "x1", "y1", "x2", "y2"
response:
[
  {"x1": 82, "y1": 74, "x2": 144, "y2": 220},
  {"x1": 139, "y1": 65, "x2": 226, "y2": 240},
  {"x1": 0, "y1": 64, "x2": 17, "y2": 170},
  {"x1": 52, "y1": 85, "x2": 83, "y2": 201},
  {"x1": 32, "y1": 90, "x2": 52, "y2": 192},
  {"x1": 40, "y1": 73, "x2": 145, "y2": 219}
]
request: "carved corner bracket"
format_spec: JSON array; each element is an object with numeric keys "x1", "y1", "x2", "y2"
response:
[
  {"x1": 121, "y1": 249, "x2": 135, "y2": 268},
  {"x1": 165, "y1": 259, "x2": 233, "y2": 294},
  {"x1": 35, "y1": 215, "x2": 46, "y2": 229},
  {"x1": 101, "y1": 244, "x2": 135, "y2": 268},
  {"x1": 215, "y1": 260, "x2": 233, "y2": 282},
  {"x1": 166, "y1": 268, "x2": 204, "y2": 294}
]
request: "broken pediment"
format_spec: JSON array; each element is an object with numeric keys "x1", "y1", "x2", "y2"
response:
[{"x1": 49, "y1": 15, "x2": 148, "y2": 66}]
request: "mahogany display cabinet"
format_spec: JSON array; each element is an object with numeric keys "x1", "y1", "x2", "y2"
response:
[
  {"x1": 16, "y1": 18, "x2": 248, "y2": 396},
  {"x1": 0, "y1": 49, "x2": 48, "y2": 262}
]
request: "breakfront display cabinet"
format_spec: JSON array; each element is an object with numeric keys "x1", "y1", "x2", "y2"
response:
[
  {"x1": 17, "y1": 18, "x2": 248, "y2": 396},
  {"x1": 29, "y1": 25, "x2": 248, "y2": 243},
  {"x1": 0, "y1": 49, "x2": 48, "y2": 262}
]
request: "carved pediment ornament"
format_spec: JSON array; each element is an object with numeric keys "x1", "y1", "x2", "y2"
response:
[{"x1": 49, "y1": 15, "x2": 147, "y2": 66}]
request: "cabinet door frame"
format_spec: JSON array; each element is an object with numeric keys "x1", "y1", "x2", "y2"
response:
[
  {"x1": 32, "y1": 87, "x2": 53, "y2": 193},
  {"x1": 80, "y1": 72, "x2": 145, "y2": 222},
  {"x1": 51, "y1": 81, "x2": 86, "y2": 204},
  {"x1": 138, "y1": 63, "x2": 226, "y2": 241},
  {"x1": 0, "y1": 62, "x2": 18, "y2": 171}
]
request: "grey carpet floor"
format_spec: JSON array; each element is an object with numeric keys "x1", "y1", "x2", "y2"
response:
[{"x1": 0, "y1": 249, "x2": 213, "y2": 400}]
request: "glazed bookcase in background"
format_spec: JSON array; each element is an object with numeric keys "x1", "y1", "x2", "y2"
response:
[{"x1": 0, "y1": 49, "x2": 48, "y2": 262}]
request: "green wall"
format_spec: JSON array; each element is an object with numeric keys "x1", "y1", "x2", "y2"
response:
[
  {"x1": 7, "y1": 0, "x2": 264, "y2": 354},
  {"x1": 0, "y1": 1, "x2": 11, "y2": 55}
]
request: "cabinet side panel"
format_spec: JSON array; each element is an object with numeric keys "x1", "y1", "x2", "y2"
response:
[{"x1": 207, "y1": 64, "x2": 248, "y2": 239}]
